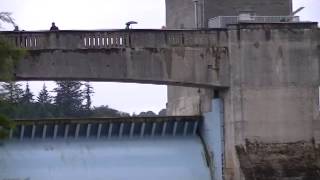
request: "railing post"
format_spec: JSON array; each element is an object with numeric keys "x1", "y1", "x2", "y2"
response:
[
  {"x1": 129, "y1": 123, "x2": 135, "y2": 138},
  {"x1": 53, "y1": 125, "x2": 58, "y2": 139},
  {"x1": 183, "y1": 122, "x2": 189, "y2": 136},
  {"x1": 108, "y1": 123, "x2": 113, "y2": 138},
  {"x1": 42, "y1": 125, "x2": 47, "y2": 139},
  {"x1": 97, "y1": 123, "x2": 102, "y2": 139},
  {"x1": 20, "y1": 125, "x2": 25, "y2": 141}
]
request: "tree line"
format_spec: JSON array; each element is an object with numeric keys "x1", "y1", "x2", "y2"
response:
[
  {"x1": 0, "y1": 81, "x2": 166, "y2": 119},
  {"x1": 0, "y1": 81, "x2": 132, "y2": 119}
]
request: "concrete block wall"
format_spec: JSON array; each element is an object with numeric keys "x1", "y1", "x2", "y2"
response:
[
  {"x1": 165, "y1": 0, "x2": 293, "y2": 117},
  {"x1": 166, "y1": 2, "x2": 320, "y2": 178},
  {"x1": 167, "y1": 86, "x2": 214, "y2": 116},
  {"x1": 223, "y1": 23, "x2": 320, "y2": 180}
]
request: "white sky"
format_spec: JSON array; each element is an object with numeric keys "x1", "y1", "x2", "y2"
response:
[{"x1": 1, "y1": 0, "x2": 319, "y2": 114}]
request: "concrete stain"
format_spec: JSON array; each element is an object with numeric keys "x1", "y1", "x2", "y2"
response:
[
  {"x1": 265, "y1": 30, "x2": 272, "y2": 41},
  {"x1": 64, "y1": 48, "x2": 125, "y2": 55},
  {"x1": 143, "y1": 48, "x2": 159, "y2": 54},
  {"x1": 236, "y1": 140, "x2": 320, "y2": 180}
]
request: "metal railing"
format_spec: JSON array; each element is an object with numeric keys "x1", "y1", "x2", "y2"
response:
[
  {"x1": 208, "y1": 16, "x2": 300, "y2": 28},
  {"x1": 7, "y1": 116, "x2": 202, "y2": 141}
]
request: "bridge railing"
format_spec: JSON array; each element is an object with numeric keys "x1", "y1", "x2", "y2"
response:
[
  {"x1": 7, "y1": 116, "x2": 202, "y2": 141},
  {"x1": 0, "y1": 29, "x2": 226, "y2": 50}
]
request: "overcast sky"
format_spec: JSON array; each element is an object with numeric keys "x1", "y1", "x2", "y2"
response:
[{"x1": 1, "y1": 0, "x2": 319, "y2": 114}]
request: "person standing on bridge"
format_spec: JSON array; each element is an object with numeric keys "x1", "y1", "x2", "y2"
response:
[
  {"x1": 13, "y1": 25, "x2": 19, "y2": 31},
  {"x1": 50, "y1": 22, "x2": 59, "y2": 31}
]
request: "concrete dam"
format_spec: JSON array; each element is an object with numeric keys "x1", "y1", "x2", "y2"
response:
[
  {"x1": 1, "y1": 0, "x2": 320, "y2": 179},
  {"x1": 1, "y1": 116, "x2": 214, "y2": 180}
]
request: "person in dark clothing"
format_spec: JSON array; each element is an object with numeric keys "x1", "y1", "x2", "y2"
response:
[
  {"x1": 13, "y1": 26, "x2": 19, "y2": 31},
  {"x1": 50, "y1": 22, "x2": 59, "y2": 31},
  {"x1": 125, "y1": 21, "x2": 137, "y2": 29}
]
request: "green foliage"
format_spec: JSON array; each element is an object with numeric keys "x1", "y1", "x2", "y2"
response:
[
  {"x1": 0, "y1": 80, "x2": 166, "y2": 124},
  {"x1": 0, "y1": 81, "x2": 132, "y2": 119},
  {"x1": 21, "y1": 83, "x2": 34, "y2": 104},
  {"x1": 54, "y1": 81, "x2": 85, "y2": 117},
  {"x1": 138, "y1": 111, "x2": 157, "y2": 117},
  {"x1": 37, "y1": 84, "x2": 51, "y2": 104},
  {"x1": 0, "y1": 12, "x2": 24, "y2": 139},
  {"x1": 1, "y1": 82, "x2": 24, "y2": 103},
  {"x1": 0, "y1": 11, "x2": 24, "y2": 80},
  {"x1": 0, "y1": 114, "x2": 14, "y2": 139},
  {"x1": 84, "y1": 82, "x2": 94, "y2": 111},
  {"x1": 92, "y1": 105, "x2": 130, "y2": 117},
  {"x1": 0, "y1": 38, "x2": 25, "y2": 81},
  {"x1": 0, "y1": 12, "x2": 15, "y2": 28}
]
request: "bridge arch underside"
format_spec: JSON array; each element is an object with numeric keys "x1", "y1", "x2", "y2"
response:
[{"x1": 15, "y1": 47, "x2": 227, "y2": 88}]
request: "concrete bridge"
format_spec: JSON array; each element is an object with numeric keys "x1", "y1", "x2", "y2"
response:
[
  {"x1": 3, "y1": 0, "x2": 320, "y2": 178},
  {"x1": 0, "y1": 29, "x2": 229, "y2": 88},
  {"x1": 1, "y1": 22, "x2": 320, "y2": 180}
]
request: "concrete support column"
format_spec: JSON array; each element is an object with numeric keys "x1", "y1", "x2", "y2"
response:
[{"x1": 201, "y1": 98, "x2": 225, "y2": 180}]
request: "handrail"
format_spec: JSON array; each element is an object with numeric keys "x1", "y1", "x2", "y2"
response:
[
  {"x1": 209, "y1": 16, "x2": 300, "y2": 28},
  {"x1": 0, "y1": 29, "x2": 227, "y2": 50}
]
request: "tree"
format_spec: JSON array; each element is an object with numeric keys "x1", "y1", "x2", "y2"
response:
[
  {"x1": 158, "y1": 109, "x2": 167, "y2": 116},
  {"x1": 35, "y1": 83, "x2": 54, "y2": 118},
  {"x1": 138, "y1": 111, "x2": 157, "y2": 117},
  {"x1": 83, "y1": 82, "x2": 94, "y2": 111},
  {"x1": 0, "y1": 39, "x2": 24, "y2": 81},
  {"x1": 21, "y1": 83, "x2": 34, "y2": 104},
  {"x1": 0, "y1": 82, "x2": 6, "y2": 99},
  {"x1": 37, "y1": 83, "x2": 51, "y2": 104},
  {"x1": 0, "y1": 12, "x2": 15, "y2": 29},
  {"x1": 0, "y1": 12, "x2": 24, "y2": 81},
  {"x1": 0, "y1": 81, "x2": 23, "y2": 103},
  {"x1": 0, "y1": 114, "x2": 14, "y2": 139},
  {"x1": 92, "y1": 105, "x2": 130, "y2": 117},
  {"x1": 53, "y1": 81, "x2": 84, "y2": 117},
  {"x1": 0, "y1": 12, "x2": 23, "y2": 139}
]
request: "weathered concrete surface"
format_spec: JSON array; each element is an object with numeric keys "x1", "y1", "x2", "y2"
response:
[
  {"x1": 164, "y1": 23, "x2": 320, "y2": 180},
  {"x1": 16, "y1": 47, "x2": 222, "y2": 87},
  {"x1": 223, "y1": 23, "x2": 320, "y2": 180},
  {"x1": 0, "y1": 30, "x2": 229, "y2": 88},
  {"x1": 166, "y1": 2, "x2": 320, "y2": 179},
  {"x1": 167, "y1": 86, "x2": 214, "y2": 116},
  {"x1": 165, "y1": 0, "x2": 292, "y2": 115},
  {"x1": 236, "y1": 141, "x2": 320, "y2": 180}
]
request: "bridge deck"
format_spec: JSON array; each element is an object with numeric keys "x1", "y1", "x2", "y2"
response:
[{"x1": 0, "y1": 29, "x2": 229, "y2": 87}]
